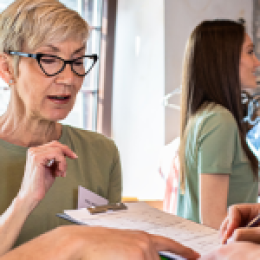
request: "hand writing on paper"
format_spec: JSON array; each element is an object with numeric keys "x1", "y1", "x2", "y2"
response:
[{"x1": 220, "y1": 204, "x2": 260, "y2": 244}]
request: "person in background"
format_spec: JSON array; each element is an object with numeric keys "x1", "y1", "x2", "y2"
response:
[
  {"x1": 177, "y1": 19, "x2": 260, "y2": 229},
  {"x1": 0, "y1": 143, "x2": 199, "y2": 260},
  {"x1": 0, "y1": 0, "x2": 121, "y2": 246}
]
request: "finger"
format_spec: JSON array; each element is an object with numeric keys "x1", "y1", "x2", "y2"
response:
[
  {"x1": 28, "y1": 149, "x2": 68, "y2": 177},
  {"x1": 43, "y1": 152, "x2": 68, "y2": 177},
  {"x1": 151, "y1": 234, "x2": 200, "y2": 260},
  {"x1": 38, "y1": 141, "x2": 78, "y2": 159},
  {"x1": 221, "y1": 206, "x2": 243, "y2": 244},
  {"x1": 130, "y1": 232, "x2": 160, "y2": 260},
  {"x1": 46, "y1": 141, "x2": 78, "y2": 159},
  {"x1": 231, "y1": 227, "x2": 260, "y2": 244},
  {"x1": 220, "y1": 217, "x2": 229, "y2": 242}
]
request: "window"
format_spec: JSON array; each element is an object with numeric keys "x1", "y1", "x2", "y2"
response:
[{"x1": 0, "y1": 0, "x2": 103, "y2": 131}]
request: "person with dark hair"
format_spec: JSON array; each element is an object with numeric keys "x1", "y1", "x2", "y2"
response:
[{"x1": 177, "y1": 19, "x2": 260, "y2": 229}]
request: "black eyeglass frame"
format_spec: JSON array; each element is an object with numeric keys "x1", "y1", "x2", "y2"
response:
[{"x1": 7, "y1": 51, "x2": 98, "y2": 77}]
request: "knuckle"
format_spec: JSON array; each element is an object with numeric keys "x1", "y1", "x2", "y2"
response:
[
  {"x1": 136, "y1": 232, "x2": 152, "y2": 251},
  {"x1": 228, "y1": 205, "x2": 235, "y2": 213},
  {"x1": 132, "y1": 247, "x2": 146, "y2": 259},
  {"x1": 27, "y1": 148, "x2": 37, "y2": 158}
]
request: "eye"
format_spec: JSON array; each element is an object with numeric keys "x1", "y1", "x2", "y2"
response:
[
  {"x1": 41, "y1": 57, "x2": 57, "y2": 64},
  {"x1": 74, "y1": 58, "x2": 84, "y2": 66},
  {"x1": 248, "y1": 49, "x2": 254, "y2": 55}
]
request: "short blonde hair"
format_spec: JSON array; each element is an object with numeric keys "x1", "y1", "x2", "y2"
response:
[{"x1": 0, "y1": 0, "x2": 90, "y2": 77}]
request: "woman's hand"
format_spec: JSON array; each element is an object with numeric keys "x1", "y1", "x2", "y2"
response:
[
  {"x1": 199, "y1": 242, "x2": 260, "y2": 260},
  {"x1": 1, "y1": 226, "x2": 200, "y2": 260},
  {"x1": 220, "y1": 204, "x2": 260, "y2": 244},
  {"x1": 17, "y1": 141, "x2": 77, "y2": 211}
]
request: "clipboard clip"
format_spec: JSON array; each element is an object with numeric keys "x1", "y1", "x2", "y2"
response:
[{"x1": 87, "y1": 203, "x2": 127, "y2": 214}]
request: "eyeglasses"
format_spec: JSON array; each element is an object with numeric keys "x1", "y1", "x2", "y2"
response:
[{"x1": 7, "y1": 51, "x2": 98, "y2": 77}]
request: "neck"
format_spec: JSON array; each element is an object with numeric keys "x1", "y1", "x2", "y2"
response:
[{"x1": 0, "y1": 105, "x2": 62, "y2": 147}]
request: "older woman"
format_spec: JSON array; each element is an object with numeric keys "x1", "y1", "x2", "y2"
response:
[{"x1": 0, "y1": 0, "x2": 121, "y2": 246}]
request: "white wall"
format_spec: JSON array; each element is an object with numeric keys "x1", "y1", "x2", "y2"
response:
[
  {"x1": 113, "y1": 0, "x2": 165, "y2": 199},
  {"x1": 113, "y1": 0, "x2": 253, "y2": 200}
]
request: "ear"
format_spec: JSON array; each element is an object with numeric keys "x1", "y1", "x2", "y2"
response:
[{"x1": 0, "y1": 53, "x2": 15, "y2": 84}]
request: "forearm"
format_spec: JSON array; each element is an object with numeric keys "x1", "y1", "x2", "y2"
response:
[
  {"x1": 0, "y1": 197, "x2": 34, "y2": 256},
  {"x1": 0, "y1": 227, "x2": 83, "y2": 260}
]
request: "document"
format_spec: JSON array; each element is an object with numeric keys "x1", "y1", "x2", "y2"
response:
[
  {"x1": 62, "y1": 202, "x2": 219, "y2": 257},
  {"x1": 77, "y1": 185, "x2": 108, "y2": 209}
]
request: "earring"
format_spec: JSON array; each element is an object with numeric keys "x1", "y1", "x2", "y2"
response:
[{"x1": 9, "y1": 79, "x2": 13, "y2": 84}]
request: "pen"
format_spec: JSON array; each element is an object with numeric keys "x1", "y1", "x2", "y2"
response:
[
  {"x1": 226, "y1": 214, "x2": 260, "y2": 244},
  {"x1": 160, "y1": 255, "x2": 175, "y2": 260},
  {"x1": 246, "y1": 214, "x2": 260, "y2": 228},
  {"x1": 160, "y1": 256, "x2": 170, "y2": 260},
  {"x1": 159, "y1": 252, "x2": 179, "y2": 260}
]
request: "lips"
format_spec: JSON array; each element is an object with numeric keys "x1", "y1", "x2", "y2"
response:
[
  {"x1": 47, "y1": 95, "x2": 72, "y2": 104},
  {"x1": 48, "y1": 95, "x2": 71, "y2": 100}
]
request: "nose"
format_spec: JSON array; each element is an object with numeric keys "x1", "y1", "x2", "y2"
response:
[
  {"x1": 57, "y1": 63, "x2": 74, "y2": 84},
  {"x1": 254, "y1": 55, "x2": 260, "y2": 68}
]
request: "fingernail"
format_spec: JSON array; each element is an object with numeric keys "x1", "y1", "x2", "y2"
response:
[
  {"x1": 226, "y1": 236, "x2": 234, "y2": 244},
  {"x1": 73, "y1": 152, "x2": 78, "y2": 158}
]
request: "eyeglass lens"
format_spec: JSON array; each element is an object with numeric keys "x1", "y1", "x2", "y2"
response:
[{"x1": 40, "y1": 55, "x2": 95, "y2": 76}]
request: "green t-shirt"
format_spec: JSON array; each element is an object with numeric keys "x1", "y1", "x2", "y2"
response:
[
  {"x1": 0, "y1": 125, "x2": 122, "y2": 246},
  {"x1": 177, "y1": 104, "x2": 258, "y2": 223}
]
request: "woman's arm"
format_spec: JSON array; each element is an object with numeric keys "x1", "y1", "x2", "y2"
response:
[
  {"x1": 0, "y1": 141, "x2": 77, "y2": 256},
  {"x1": 0, "y1": 196, "x2": 35, "y2": 256},
  {"x1": 200, "y1": 174, "x2": 229, "y2": 229},
  {"x1": 0, "y1": 226, "x2": 200, "y2": 260}
]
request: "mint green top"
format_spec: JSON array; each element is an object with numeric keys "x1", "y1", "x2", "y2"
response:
[
  {"x1": 0, "y1": 125, "x2": 122, "y2": 246},
  {"x1": 177, "y1": 104, "x2": 258, "y2": 223}
]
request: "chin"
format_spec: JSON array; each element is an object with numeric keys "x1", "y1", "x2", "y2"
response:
[{"x1": 47, "y1": 113, "x2": 70, "y2": 122}]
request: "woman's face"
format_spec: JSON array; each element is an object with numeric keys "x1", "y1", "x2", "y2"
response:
[
  {"x1": 14, "y1": 39, "x2": 85, "y2": 121},
  {"x1": 240, "y1": 34, "x2": 260, "y2": 89}
]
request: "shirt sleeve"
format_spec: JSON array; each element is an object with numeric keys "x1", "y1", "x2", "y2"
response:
[
  {"x1": 197, "y1": 111, "x2": 238, "y2": 175},
  {"x1": 107, "y1": 143, "x2": 122, "y2": 203}
]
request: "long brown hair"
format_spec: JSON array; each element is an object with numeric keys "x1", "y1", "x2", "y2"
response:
[{"x1": 179, "y1": 20, "x2": 258, "y2": 192}]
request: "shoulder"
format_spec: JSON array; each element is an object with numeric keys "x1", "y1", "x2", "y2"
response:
[
  {"x1": 191, "y1": 103, "x2": 238, "y2": 133},
  {"x1": 198, "y1": 103, "x2": 236, "y2": 126},
  {"x1": 186, "y1": 104, "x2": 239, "y2": 147}
]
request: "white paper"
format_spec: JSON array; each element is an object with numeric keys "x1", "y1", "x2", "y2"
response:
[
  {"x1": 65, "y1": 202, "x2": 219, "y2": 256},
  {"x1": 77, "y1": 185, "x2": 108, "y2": 209}
]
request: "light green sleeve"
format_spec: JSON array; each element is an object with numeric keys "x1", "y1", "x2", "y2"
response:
[{"x1": 197, "y1": 111, "x2": 237, "y2": 174}]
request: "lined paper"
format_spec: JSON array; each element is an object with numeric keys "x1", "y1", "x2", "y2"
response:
[{"x1": 64, "y1": 202, "x2": 219, "y2": 256}]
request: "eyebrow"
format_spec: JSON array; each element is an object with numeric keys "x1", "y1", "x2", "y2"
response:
[
  {"x1": 44, "y1": 44, "x2": 86, "y2": 55},
  {"x1": 247, "y1": 43, "x2": 255, "y2": 49}
]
